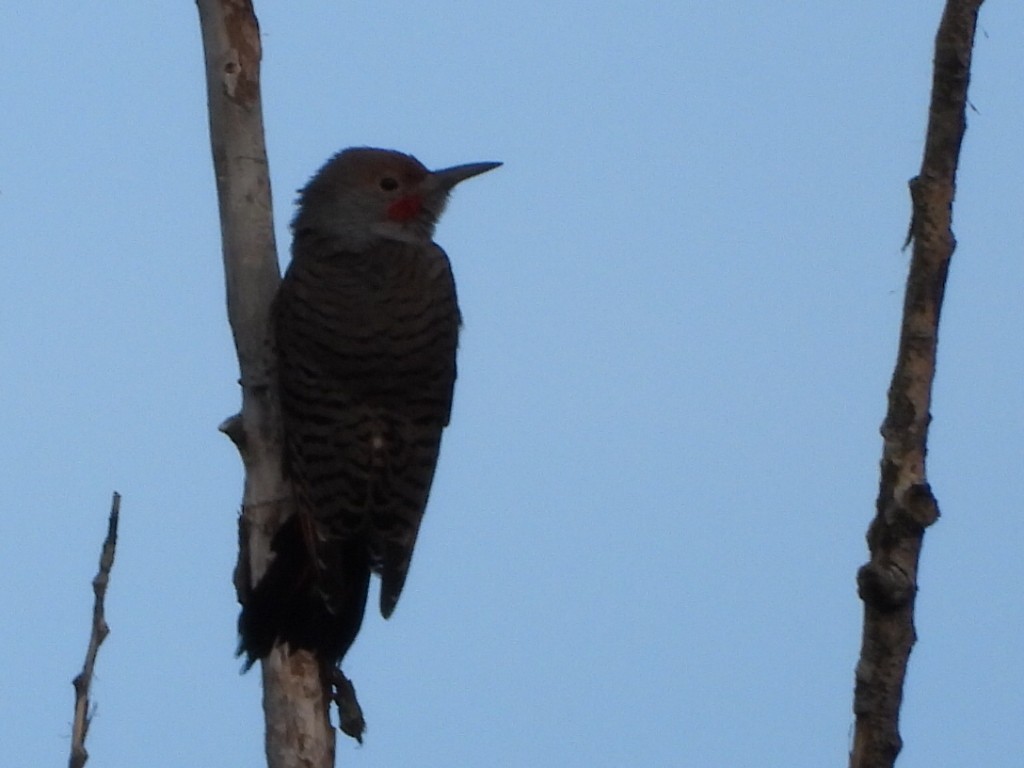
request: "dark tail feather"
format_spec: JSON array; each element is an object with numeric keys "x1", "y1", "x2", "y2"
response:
[{"x1": 237, "y1": 515, "x2": 371, "y2": 670}]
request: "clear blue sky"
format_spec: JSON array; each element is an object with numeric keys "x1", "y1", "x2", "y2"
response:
[{"x1": 2, "y1": 3, "x2": 1022, "y2": 766}]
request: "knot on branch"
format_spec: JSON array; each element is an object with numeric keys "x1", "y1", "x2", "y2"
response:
[
  {"x1": 900, "y1": 482, "x2": 940, "y2": 528},
  {"x1": 892, "y1": 483, "x2": 937, "y2": 532},
  {"x1": 857, "y1": 559, "x2": 915, "y2": 611},
  {"x1": 219, "y1": 412, "x2": 246, "y2": 450},
  {"x1": 875, "y1": 482, "x2": 940, "y2": 538}
]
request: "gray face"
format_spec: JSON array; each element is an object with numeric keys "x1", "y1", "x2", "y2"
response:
[{"x1": 291, "y1": 148, "x2": 501, "y2": 253}]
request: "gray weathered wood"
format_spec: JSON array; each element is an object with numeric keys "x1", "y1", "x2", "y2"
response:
[{"x1": 195, "y1": 2, "x2": 335, "y2": 766}]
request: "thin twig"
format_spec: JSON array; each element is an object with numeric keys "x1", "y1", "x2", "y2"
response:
[
  {"x1": 849, "y1": 2, "x2": 984, "y2": 767},
  {"x1": 69, "y1": 492, "x2": 121, "y2": 768}
]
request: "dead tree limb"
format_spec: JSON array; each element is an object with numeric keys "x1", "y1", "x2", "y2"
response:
[
  {"x1": 850, "y1": 2, "x2": 984, "y2": 767},
  {"x1": 69, "y1": 492, "x2": 120, "y2": 768},
  {"x1": 195, "y1": 1, "x2": 336, "y2": 766}
]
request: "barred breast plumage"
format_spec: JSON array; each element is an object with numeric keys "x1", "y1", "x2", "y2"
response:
[{"x1": 238, "y1": 147, "x2": 499, "y2": 672}]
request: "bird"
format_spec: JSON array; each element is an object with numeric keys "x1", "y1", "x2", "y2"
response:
[{"x1": 237, "y1": 147, "x2": 501, "y2": 675}]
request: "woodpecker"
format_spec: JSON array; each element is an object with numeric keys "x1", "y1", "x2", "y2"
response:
[{"x1": 237, "y1": 148, "x2": 500, "y2": 674}]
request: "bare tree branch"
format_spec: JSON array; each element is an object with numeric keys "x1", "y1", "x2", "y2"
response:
[
  {"x1": 69, "y1": 492, "x2": 121, "y2": 768},
  {"x1": 850, "y1": 2, "x2": 984, "y2": 767},
  {"x1": 195, "y1": 1, "x2": 337, "y2": 765}
]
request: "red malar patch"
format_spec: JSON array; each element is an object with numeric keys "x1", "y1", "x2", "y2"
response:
[{"x1": 387, "y1": 196, "x2": 422, "y2": 222}]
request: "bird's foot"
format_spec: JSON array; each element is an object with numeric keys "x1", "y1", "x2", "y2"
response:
[{"x1": 328, "y1": 666, "x2": 366, "y2": 744}]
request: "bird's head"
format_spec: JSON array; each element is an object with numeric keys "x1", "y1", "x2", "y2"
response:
[{"x1": 292, "y1": 147, "x2": 501, "y2": 252}]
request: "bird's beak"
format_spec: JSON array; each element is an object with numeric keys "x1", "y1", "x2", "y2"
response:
[{"x1": 430, "y1": 161, "x2": 503, "y2": 191}]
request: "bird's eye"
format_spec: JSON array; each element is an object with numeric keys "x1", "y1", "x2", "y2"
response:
[{"x1": 379, "y1": 177, "x2": 399, "y2": 192}]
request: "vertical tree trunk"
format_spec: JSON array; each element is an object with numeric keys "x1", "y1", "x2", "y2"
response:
[
  {"x1": 849, "y1": 2, "x2": 984, "y2": 767},
  {"x1": 195, "y1": 2, "x2": 336, "y2": 766}
]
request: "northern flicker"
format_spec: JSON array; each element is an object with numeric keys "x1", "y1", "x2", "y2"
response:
[{"x1": 238, "y1": 147, "x2": 500, "y2": 673}]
